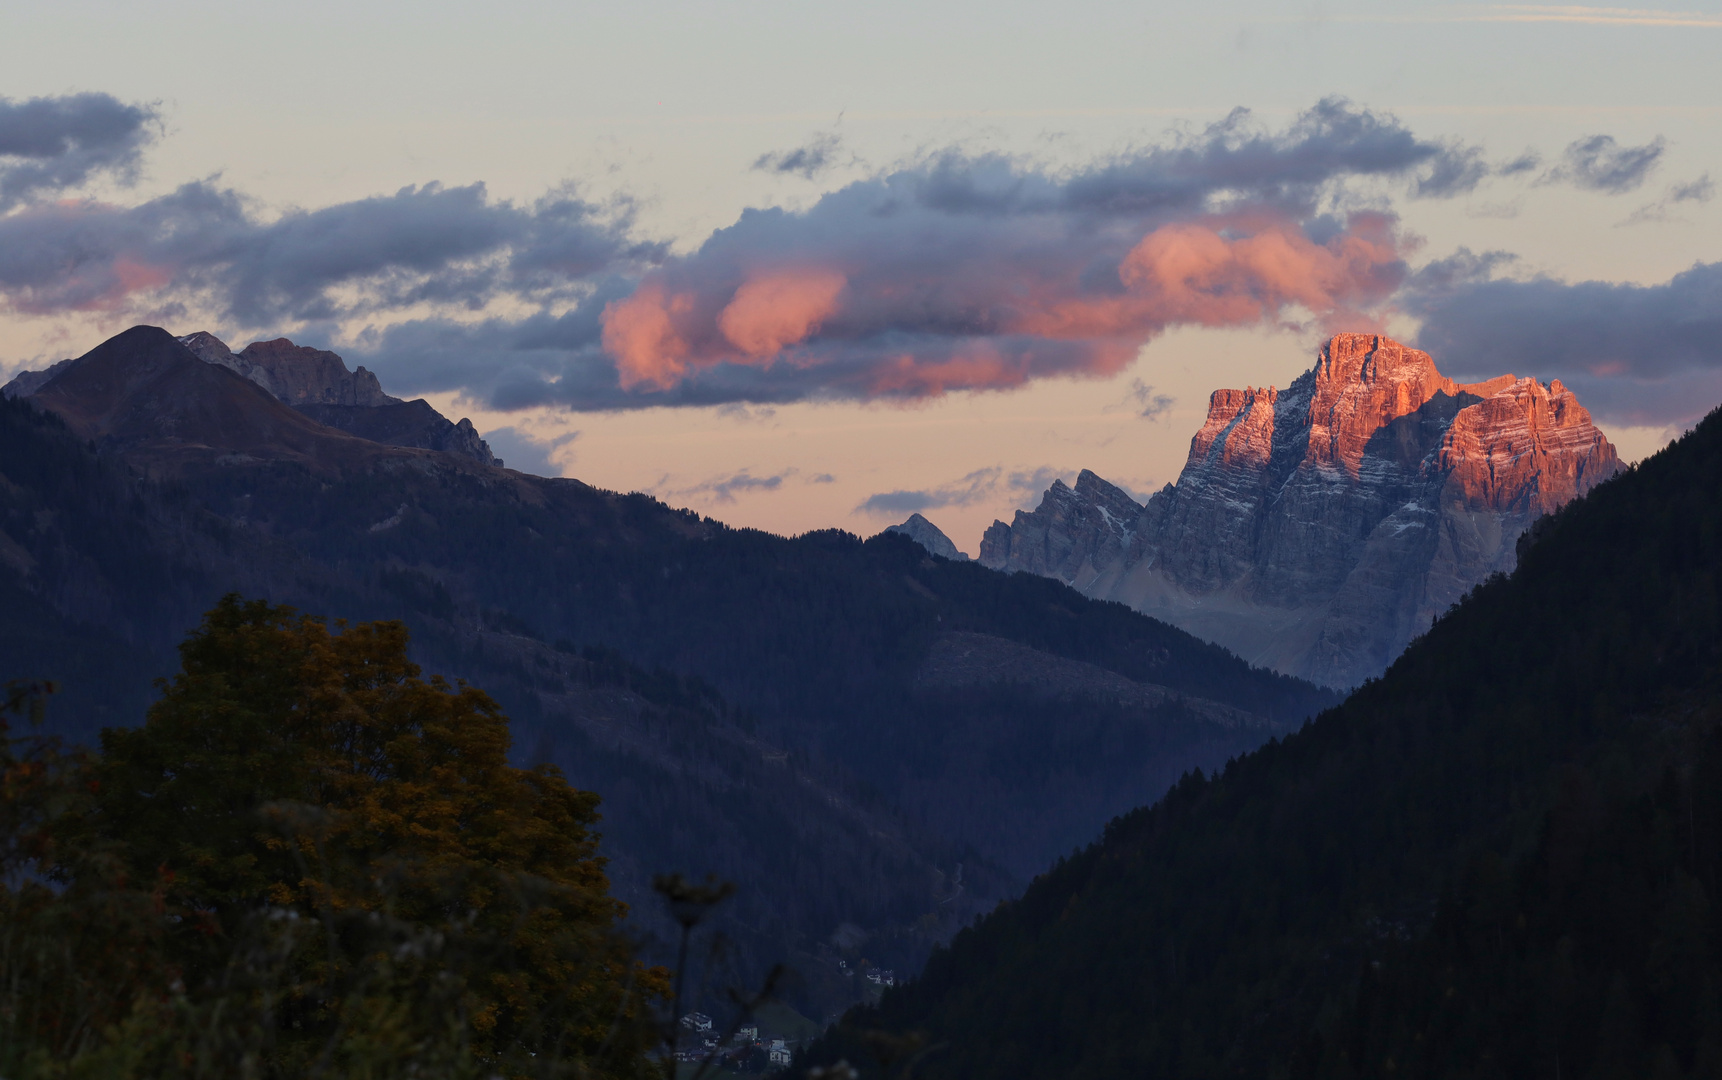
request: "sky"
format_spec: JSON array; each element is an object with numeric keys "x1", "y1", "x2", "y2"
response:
[{"x1": 3, "y1": 1, "x2": 1720, "y2": 553}]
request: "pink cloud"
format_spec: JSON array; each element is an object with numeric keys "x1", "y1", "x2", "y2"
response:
[
  {"x1": 604, "y1": 269, "x2": 848, "y2": 389},
  {"x1": 1118, "y1": 215, "x2": 1404, "y2": 330},
  {"x1": 598, "y1": 212, "x2": 1411, "y2": 399},
  {"x1": 718, "y1": 269, "x2": 846, "y2": 359},
  {"x1": 601, "y1": 281, "x2": 696, "y2": 390}
]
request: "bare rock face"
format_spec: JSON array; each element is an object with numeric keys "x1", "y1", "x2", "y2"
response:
[
  {"x1": 172, "y1": 331, "x2": 497, "y2": 466},
  {"x1": 981, "y1": 333, "x2": 1623, "y2": 688},
  {"x1": 978, "y1": 470, "x2": 1141, "y2": 586},
  {"x1": 882, "y1": 513, "x2": 970, "y2": 560},
  {"x1": 233, "y1": 337, "x2": 395, "y2": 407}
]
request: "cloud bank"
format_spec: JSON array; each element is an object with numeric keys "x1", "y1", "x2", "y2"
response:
[
  {"x1": 2, "y1": 92, "x2": 1711, "y2": 426},
  {"x1": 363, "y1": 99, "x2": 1512, "y2": 409},
  {"x1": 0, "y1": 179, "x2": 659, "y2": 321},
  {"x1": 1409, "y1": 259, "x2": 1722, "y2": 426},
  {"x1": 0, "y1": 92, "x2": 160, "y2": 210}
]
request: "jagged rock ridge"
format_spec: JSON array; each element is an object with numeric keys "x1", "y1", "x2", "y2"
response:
[
  {"x1": 176, "y1": 331, "x2": 396, "y2": 407},
  {"x1": 883, "y1": 513, "x2": 970, "y2": 561},
  {"x1": 175, "y1": 332, "x2": 499, "y2": 466},
  {"x1": 3, "y1": 331, "x2": 499, "y2": 467},
  {"x1": 980, "y1": 334, "x2": 1624, "y2": 688}
]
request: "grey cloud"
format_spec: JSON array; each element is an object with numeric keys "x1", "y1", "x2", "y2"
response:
[
  {"x1": 753, "y1": 132, "x2": 845, "y2": 179},
  {"x1": 0, "y1": 182, "x2": 248, "y2": 312},
  {"x1": 1404, "y1": 248, "x2": 1519, "y2": 295},
  {"x1": 1051, "y1": 98, "x2": 1488, "y2": 217},
  {"x1": 220, "y1": 183, "x2": 522, "y2": 321},
  {"x1": 1670, "y1": 175, "x2": 1717, "y2": 204},
  {"x1": 1128, "y1": 379, "x2": 1175, "y2": 420},
  {"x1": 0, "y1": 93, "x2": 160, "y2": 209},
  {"x1": 856, "y1": 466, "x2": 1069, "y2": 517},
  {"x1": 1409, "y1": 260, "x2": 1722, "y2": 425},
  {"x1": 856, "y1": 490, "x2": 943, "y2": 515},
  {"x1": 1622, "y1": 174, "x2": 1716, "y2": 225},
  {"x1": 1497, "y1": 151, "x2": 1541, "y2": 177},
  {"x1": 0, "y1": 179, "x2": 653, "y2": 324},
  {"x1": 1413, "y1": 144, "x2": 1490, "y2": 198},
  {"x1": 809, "y1": 473, "x2": 836, "y2": 484},
  {"x1": 856, "y1": 467, "x2": 1003, "y2": 516},
  {"x1": 675, "y1": 469, "x2": 792, "y2": 503},
  {"x1": 1543, "y1": 134, "x2": 1666, "y2": 194}
]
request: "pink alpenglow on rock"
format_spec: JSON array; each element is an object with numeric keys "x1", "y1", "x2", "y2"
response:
[{"x1": 981, "y1": 333, "x2": 1622, "y2": 688}]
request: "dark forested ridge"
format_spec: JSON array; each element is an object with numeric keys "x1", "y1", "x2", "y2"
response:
[
  {"x1": 0, "y1": 328, "x2": 1336, "y2": 1023},
  {"x1": 800, "y1": 405, "x2": 1722, "y2": 1077}
]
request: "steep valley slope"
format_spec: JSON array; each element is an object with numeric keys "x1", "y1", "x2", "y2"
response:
[
  {"x1": 982, "y1": 333, "x2": 1622, "y2": 688},
  {"x1": 804, "y1": 388, "x2": 1722, "y2": 1079}
]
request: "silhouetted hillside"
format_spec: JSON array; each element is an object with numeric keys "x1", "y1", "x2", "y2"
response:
[
  {"x1": 801, "y1": 405, "x2": 1722, "y2": 1076},
  {"x1": 1, "y1": 325, "x2": 1337, "y2": 1021}
]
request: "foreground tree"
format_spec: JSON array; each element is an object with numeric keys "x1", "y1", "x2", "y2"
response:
[{"x1": 6, "y1": 596, "x2": 665, "y2": 1079}]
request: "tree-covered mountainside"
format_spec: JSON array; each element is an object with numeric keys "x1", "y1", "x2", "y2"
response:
[
  {"x1": 0, "y1": 326, "x2": 1336, "y2": 1021},
  {"x1": 799, "y1": 403, "x2": 1722, "y2": 1076},
  {"x1": 0, "y1": 390, "x2": 991, "y2": 1020}
]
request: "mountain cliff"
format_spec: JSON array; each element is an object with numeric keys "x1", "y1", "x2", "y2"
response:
[
  {"x1": 176, "y1": 331, "x2": 396, "y2": 406},
  {"x1": 981, "y1": 334, "x2": 1622, "y2": 687}
]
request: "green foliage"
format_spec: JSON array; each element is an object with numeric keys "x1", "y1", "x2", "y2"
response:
[
  {"x1": 1, "y1": 601, "x2": 666, "y2": 1079},
  {"x1": 800, "y1": 408, "x2": 1722, "y2": 1078}
]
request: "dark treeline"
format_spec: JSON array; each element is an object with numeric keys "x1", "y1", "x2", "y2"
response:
[{"x1": 801, "y1": 405, "x2": 1722, "y2": 1078}]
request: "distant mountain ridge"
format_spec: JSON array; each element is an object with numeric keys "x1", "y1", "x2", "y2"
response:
[
  {"x1": 981, "y1": 333, "x2": 1622, "y2": 687},
  {"x1": 0, "y1": 323, "x2": 1338, "y2": 1023},
  {"x1": 4, "y1": 327, "x2": 498, "y2": 467}
]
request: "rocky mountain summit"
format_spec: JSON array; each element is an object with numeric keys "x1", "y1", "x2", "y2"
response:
[
  {"x1": 176, "y1": 331, "x2": 395, "y2": 407},
  {"x1": 980, "y1": 333, "x2": 1623, "y2": 687},
  {"x1": 883, "y1": 513, "x2": 970, "y2": 561},
  {"x1": 176, "y1": 331, "x2": 499, "y2": 466},
  {"x1": 3, "y1": 330, "x2": 498, "y2": 467}
]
